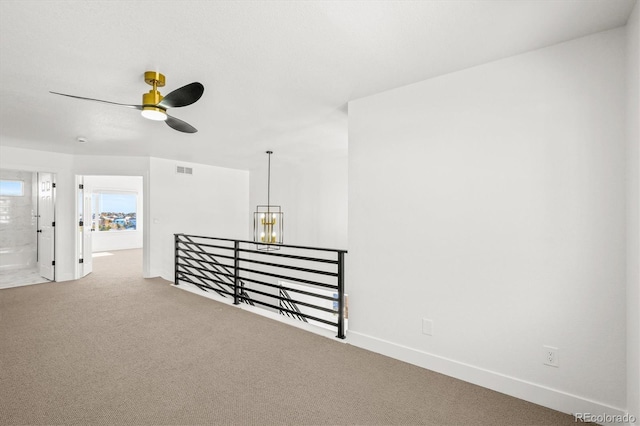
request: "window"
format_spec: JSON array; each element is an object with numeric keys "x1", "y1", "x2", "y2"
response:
[
  {"x1": 0, "y1": 180, "x2": 24, "y2": 196},
  {"x1": 94, "y1": 192, "x2": 137, "y2": 231}
]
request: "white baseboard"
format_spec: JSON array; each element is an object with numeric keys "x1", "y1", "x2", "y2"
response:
[
  {"x1": 56, "y1": 272, "x2": 74, "y2": 282},
  {"x1": 347, "y1": 330, "x2": 628, "y2": 423}
]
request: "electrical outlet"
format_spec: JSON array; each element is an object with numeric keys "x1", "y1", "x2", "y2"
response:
[
  {"x1": 543, "y1": 345, "x2": 559, "y2": 367},
  {"x1": 422, "y1": 318, "x2": 433, "y2": 336}
]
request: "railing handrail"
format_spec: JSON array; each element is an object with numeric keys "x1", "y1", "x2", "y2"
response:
[
  {"x1": 174, "y1": 233, "x2": 347, "y2": 339},
  {"x1": 175, "y1": 233, "x2": 348, "y2": 254}
]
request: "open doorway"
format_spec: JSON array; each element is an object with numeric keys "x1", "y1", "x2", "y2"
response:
[
  {"x1": 76, "y1": 175, "x2": 144, "y2": 279},
  {"x1": 0, "y1": 169, "x2": 56, "y2": 289}
]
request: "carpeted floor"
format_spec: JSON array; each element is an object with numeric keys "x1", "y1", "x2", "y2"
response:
[{"x1": 0, "y1": 249, "x2": 588, "y2": 425}]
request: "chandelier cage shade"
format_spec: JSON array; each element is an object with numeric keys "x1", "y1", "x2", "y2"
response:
[
  {"x1": 253, "y1": 151, "x2": 284, "y2": 250},
  {"x1": 253, "y1": 205, "x2": 284, "y2": 248}
]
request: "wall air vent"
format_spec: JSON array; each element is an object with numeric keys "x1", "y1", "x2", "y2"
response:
[{"x1": 176, "y1": 165, "x2": 193, "y2": 175}]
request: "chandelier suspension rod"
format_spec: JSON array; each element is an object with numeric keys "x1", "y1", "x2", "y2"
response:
[{"x1": 266, "y1": 150, "x2": 272, "y2": 212}]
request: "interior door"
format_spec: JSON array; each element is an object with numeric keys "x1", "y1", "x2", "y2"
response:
[
  {"x1": 37, "y1": 172, "x2": 55, "y2": 280},
  {"x1": 82, "y1": 190, "x2": 93, "y2": 276},
  {"x1": 76, "y1": 176, "x2": 93, "y2": 278}
]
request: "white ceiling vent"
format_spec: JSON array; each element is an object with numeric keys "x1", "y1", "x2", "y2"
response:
[{"x1": 176, "y1": 165, "x2": 193, "y2": 175}]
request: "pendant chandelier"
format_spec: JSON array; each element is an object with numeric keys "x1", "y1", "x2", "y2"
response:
[{"x1": 253, "y1": 150, "x2": 283, "y2": 250}]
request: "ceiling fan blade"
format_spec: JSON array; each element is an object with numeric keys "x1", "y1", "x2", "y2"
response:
[
  {"x1": 158, "y1": 82, "x2": 204, "y2": 109},
  {"x1": 50, "y1": 91, "x2": 143, "y2": 110},
  {"x1": 165, "y1": 114, "x2": 197, "y2": 133}
]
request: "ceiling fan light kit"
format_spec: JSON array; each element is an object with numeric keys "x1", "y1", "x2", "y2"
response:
[
  {"x1": 141, "y1": 107, "x2": 168, "y2": 121},
  {"x1": 50, "y1": 70, "x2": 203, "y2": 132}
]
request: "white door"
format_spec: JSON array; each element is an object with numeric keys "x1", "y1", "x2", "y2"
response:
[
  {"x1": 76, "y1": 176, "x2": 93, "y2": 278},
  {"x1": 37, "y1": 172, "x2": 55, "y2": 280},
  {"x1": 82, "y1": 191, "x2": 93, "y2": 276}
]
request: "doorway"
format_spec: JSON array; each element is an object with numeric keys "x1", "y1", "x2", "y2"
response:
[
  {"x1": 75, "y1": 175, "x2": 144, "y2": 279},
  {"x1": 0, "y1": 169, "x2": 56, "y2": 289}
]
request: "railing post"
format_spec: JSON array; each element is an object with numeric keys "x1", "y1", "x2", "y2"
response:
[
  {"x1": 174, "y1": 234, "x2": 180, "y2": 286},
  {"x1": 336, "y1": 251, "x2": 346, "y2": 339},
  {"x1": 233, "y1": 240, "x2": 240, "y2": 305}
]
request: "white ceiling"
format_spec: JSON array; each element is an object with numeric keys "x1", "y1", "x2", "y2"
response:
[{"x1": 0, "y1": 0, "x2": 636, "y2": 170}]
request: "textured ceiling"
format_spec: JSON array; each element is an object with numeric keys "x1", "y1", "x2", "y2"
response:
[{"x1": 0, "y1": 0, "x2": 636, "y2": 170}]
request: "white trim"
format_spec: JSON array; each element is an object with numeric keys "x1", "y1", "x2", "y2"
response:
[{"x1": 347, "y1": 330, "x2": 627, "y2": 421}]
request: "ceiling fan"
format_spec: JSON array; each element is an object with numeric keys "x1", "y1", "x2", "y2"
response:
[{"x1": 50, "y1": 71, "x2": 204, "y2": 133}]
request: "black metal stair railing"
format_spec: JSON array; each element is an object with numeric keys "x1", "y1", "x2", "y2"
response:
[
  {"x1": 174, "y1": 234, "x2": 254, "y2": 305},
  {"x1": 174, "y1": 233, "x2": 348, "y2": 339}
]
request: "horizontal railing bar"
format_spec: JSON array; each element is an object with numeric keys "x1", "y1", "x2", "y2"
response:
[
  {"x1": 237, "y1": 248, "x2": 338, "y2": 264},
  {"x1": 177, "y1": 262, "x2": 235, "y2": 281},
  {"x1": 179, "y1": 258, "x2": 233, "y2": 273},
  {"x1": 177, "y1": 253, "x2": 229, "y2": 266},
  {"x1": 176, "y1": 253, "x2": 233, "y2": 269},
  {"x1": 178, "y1": 268, "x2": 252, "y2": 298},
  {"x1": 281, "y1": 310, "x2": 306, "y2": 322},
  {"x1": 180, "y1": 267, "x2": 333, "y2": 318},
  {"x1": 178, "y1": 264, "x2": 232, "y2": 282},
  {"x1": 238, "y1": 267, "x2": 338, "y2": 289},
  {"x1": 238, "y1": 276, "x2": 336, "y2": 301},
  {"x1": 177, "y1": 259, "x2": 235, "y2": 279},
  {"x1": 178, "y1": 246, "x2": 234, "y2": 259},
  {"x1": 177, "y1": 274, "x2": 217, "y2": 294},
  {"x1": 238, "y1": 257, "x2": 338, "y2": 277},
  {"x1": 280, "y1": 300, "x2": 303, "y2": 315},
  {"x1": 235, "y1": 295, "x2": 338, "y2": 327},
  {"x1": 239, "y1": 286, "x2": 337, "y2": 314},
  {"x1": 178, "y1": 249, "x2": 233, "y2": 262},
  {"x1": 175, "y1": 233, "x2": 347, "y2": 337},
  {"x1": 178, "y1": 249, "x2": 236, "y2": 263},
  {"x1": 178, "y1": 275, "x2": 253, "y2": 306},
  {"x1": 177, "y1": 269, "x2": 235, "y2": 291},
  {"x1": 178, "y1": 240, "x2": 235, "y2": 252},
  {"x1": 177, "y1": 275, "x2": 234, "y2": 298},
  {"x1": 177, "y1": 233, "x2": 347, "y2": 254}
]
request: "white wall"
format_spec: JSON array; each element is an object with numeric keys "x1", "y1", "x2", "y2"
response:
[
  {"x1": 348, "y1": 28, "x2": 627, "y2": 416},
  {"x1": 249, "y1": 152, "x2": 348, "y2": 250},
  {"x1": 149, "y1": 157, "x2": 250, "y2": 281},
  {"x1": 627, "y1": 2, "x2": 640, "y2": 423},
  {"x1": 84, "y1": 175, "x2": 144, "y2": 252}
]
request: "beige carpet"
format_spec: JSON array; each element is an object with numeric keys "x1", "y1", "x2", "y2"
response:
[{"x1": 0, "y1": 249, "x2": 587, "y2": 425}]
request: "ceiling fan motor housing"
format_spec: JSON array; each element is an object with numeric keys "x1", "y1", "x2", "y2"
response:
[
  {"x1": 142, "y1": 71, "x2": 166, "y2": 119},
  {"x1": 142, "y1": 90, "x2": 163, "y2": 106}
]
